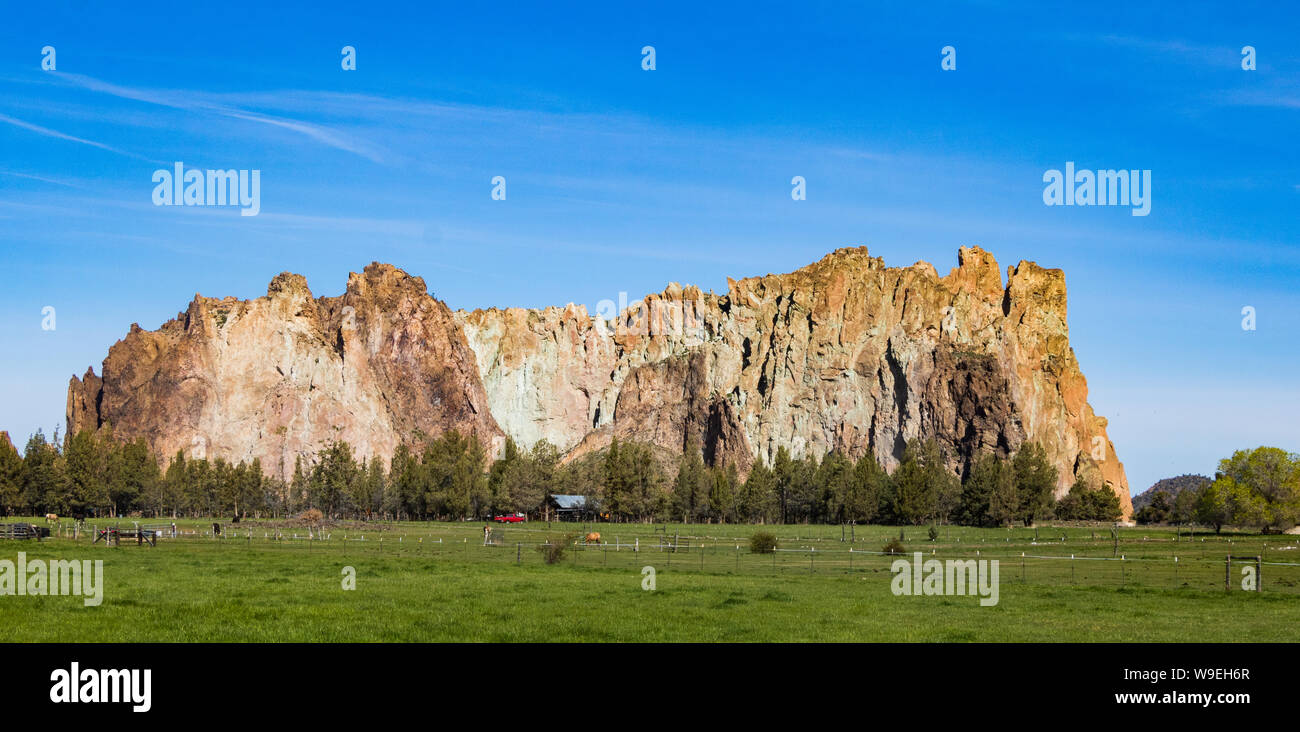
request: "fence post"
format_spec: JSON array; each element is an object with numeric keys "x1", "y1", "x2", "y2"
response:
[
  {"x1": 1256, "y1": 555, "x2": 1262, "y2": 592},
  {"x1": 516, "y1": 542, "x2": 521, "y2": 565},
  {"x1": 1225, "y1": 555, "x2": 1231, "y2": 592}
]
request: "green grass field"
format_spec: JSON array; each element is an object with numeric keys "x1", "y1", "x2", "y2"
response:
[{"x1": 4, "y1": 517, "x2": 1299, "y2": 641}]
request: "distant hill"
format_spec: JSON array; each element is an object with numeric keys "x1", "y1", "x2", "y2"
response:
[{"x1": 1132, "y1": 474, "x2": 1210, "y2": 510}]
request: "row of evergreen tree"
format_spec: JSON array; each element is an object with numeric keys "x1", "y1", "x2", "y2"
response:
[
  {"x1": 655, "y1": 438, "x2": 1119, "y2": 527},
  {"x1": 0, "y1": 426, "x2": 1124, "y2": 526}
]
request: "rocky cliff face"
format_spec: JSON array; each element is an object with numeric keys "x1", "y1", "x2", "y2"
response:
[
  {"x1": 457, "y1": 246, "x2": 1130, "y2": 517},
  {"x1": 67, "y1": 263, "x2": 503, "y2": 480},
  {"x1": 68, "y1": 248, "x2": 1130, "y2": 517}
]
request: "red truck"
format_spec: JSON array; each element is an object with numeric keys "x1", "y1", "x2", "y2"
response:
[{"x1": 492, "y1": 513, "x2": 527, "y2": 523}]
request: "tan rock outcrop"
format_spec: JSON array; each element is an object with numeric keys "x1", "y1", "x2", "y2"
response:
[
  {"x1": 67, "y1": 263, "x2": 502, "y2": 480},
  {"x1": 68, "y1": 247, "x2": 1130, "y2": 518},
  {"x1": 458, "y1": 246, "x2": 1131, "y2": 518}
]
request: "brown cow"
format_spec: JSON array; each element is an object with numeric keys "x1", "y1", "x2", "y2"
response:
[
  {"x1": 584, "y1": 532, "x2": 601, "y2": 544},
  {"x1": 44, "y1": 513, "x2": 59, "y2": 525}
]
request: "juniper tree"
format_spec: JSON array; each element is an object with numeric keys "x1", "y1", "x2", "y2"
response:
[
  {"x1": 0, "y1": 435, "x2": 22, "y2": 516},
  {"x1": 1012, "y1": 442, "x2": 1057, "y2": 526}
]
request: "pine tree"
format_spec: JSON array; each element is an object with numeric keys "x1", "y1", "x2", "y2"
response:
[
  {"x1": 603, "y1": 436, "x2": 630, "y2": 519},
  {"x1": 891, "y1": 441, "x2": 932, "y2": 525},
  {"x1": 290, "y1": 455, "x2": 309, "y2": 514},
  {"x1": 961, "y1": 452, "x2": 1013, "y2": 527},
  {"x1": 362, "y1": 456, "x2": 385, "y2": 519},
  {"x1": 785, "y1": 454, "x2": 818, "y2": 523},
  {"x1": 772, "y1": 446, "x2": 793, "y2": 523},
  {"x1": 312, "y1": 440, "x2": 359, "y2": 517},
  {"x1": 673, "y1": 437, "x2": 709, "y2": 522},
  {"x1": 488, "y1": 437, "x2": 521, "y2": 515},
  {"x1": 737, "y1": 462, "x2": 776, "y2": 524},
  {"x1": 420, "y1": 431, "x2": 488, "y2": 519},
  {"x1": 845, "y1": 453, "x2": 887, "y2": 524},
  {"x1": 242, "y1": 458, "x2": 264, "y2": 517},
  {"x1": 162, "y1": 451, "x2": 187, "y2": 518},
  {"x1": 510, "y1": 440, "x2": 559, "y2": 516},
  {"x1": 623, "y1": 441, "x2": 665, "y2": 521},
  {"x1": 388, "y1": 443, "x2": 421, "y2": 519},
  {"x1": 21, "y1": 432, "x2": 60, "y2": 512},
  {"x1": 119, "y1": 437, "x2": 159, "y2": 517},
  {"x1": 65, "y1": 429, "x2": 107, "y2": 516},
  {"x1": 1012, "y1": 442, "x2": 1058, "y2": 526},
  {"x1": 708, "y1": 464, "x2": 736, "y2": 522},
  {"x1": 0, "y1": 435, "x2": 22, "y2": 516}
]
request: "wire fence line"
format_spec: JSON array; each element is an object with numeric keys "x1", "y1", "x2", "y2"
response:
[
  {"x1": 32, "y1": 524, "x2": 1300, "y2": 596},
  {"x1": 47, "y1": 521, "x2": 1300, "y2": 556},
  {"x1": 43, "y1": 520, "x2": 1300, "y2": 551}
]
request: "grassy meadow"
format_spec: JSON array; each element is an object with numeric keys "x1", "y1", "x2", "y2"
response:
[{"x1": 3, "y1": 517, "x2": 1299, "y2": 642}]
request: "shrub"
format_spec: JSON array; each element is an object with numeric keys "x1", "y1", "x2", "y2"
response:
[
  {"x1": 749, "y1": 532, "x2": 778, "y2": 554},
  {"x1": 300, "y1": 508, "x2": 324, "y2": 524},
  {"x1": 927, "y1": 525, "x2": 940, "y2": 542},
  {"x1": 882, "y1": 537, "x2": 906, "y2": 555},
  {"x1": 537, "y1": 534, "x2": 578, "y2": 564}
]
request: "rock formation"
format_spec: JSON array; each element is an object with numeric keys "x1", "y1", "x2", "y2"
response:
[
  {"x1": 67, "y1": 263, "x2": 503, "y2": 480},
  {"x1": 68, "y1": 247, "x2": 1131, "y2": 517}
]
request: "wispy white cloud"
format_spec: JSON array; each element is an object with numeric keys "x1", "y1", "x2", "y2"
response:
[
  {"x1": 0, "y1": 170, "x2": 84, "y2": 188},
  {"x1": 1221, "y1": 90, "x2": 1300, "y2": 110},
  {"x1": 48, "y1": 72, "x2": 390, "y2": 164},
  {"x1": 0, "y1": 112, "x2": 152, "y2": 161},
  {"x1": 17, "y1": 71, "x2": 900, "y2": 179},
  {"x1": 1088, "y1": 34, "x2": 1240, "y2": 66}
]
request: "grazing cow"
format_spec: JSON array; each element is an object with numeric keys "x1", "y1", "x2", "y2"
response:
[
  {"x1": 584, "y1": 532, "x2": 601, "y2": 544},
  {"x1": 44, "y1": 513, "x2": 59, "y2": 525}
]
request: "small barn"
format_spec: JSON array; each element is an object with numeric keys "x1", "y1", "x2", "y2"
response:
[{"x1": 545, "y1": 494, "x2": 596, "y2": 522}]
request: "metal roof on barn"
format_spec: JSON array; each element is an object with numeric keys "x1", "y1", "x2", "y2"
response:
[{"x1": 550, "y1": 494, "x2": 588, "y2": 509}]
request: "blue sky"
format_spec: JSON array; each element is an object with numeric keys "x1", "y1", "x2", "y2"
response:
[{"x1": 1, "y1": 1, "x2": 1297, "y2": 494}]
